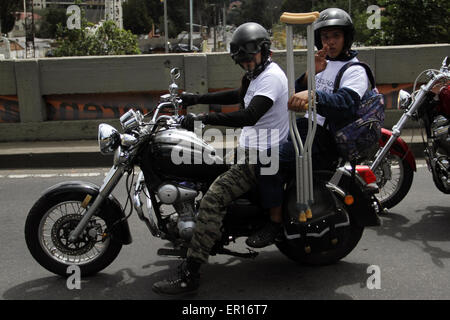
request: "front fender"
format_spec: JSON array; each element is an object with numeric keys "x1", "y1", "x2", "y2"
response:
[
  {"x1": 380, "y1": 128, "x2": 417, "y2": 171},
  {"x1": 38, "y1": 181, "x2": 132, "y2": 245}
]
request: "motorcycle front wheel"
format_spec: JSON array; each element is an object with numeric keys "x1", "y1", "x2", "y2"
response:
[
  {"x1": 366, "y1": 152, "x2": 414, "y2": 209},
  {"x1": 25, "y1": 191, "x2": 122, "y2": 277}
]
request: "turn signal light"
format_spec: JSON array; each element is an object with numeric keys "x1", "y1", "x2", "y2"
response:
[{"x1": 344, "y1": 195, "x2": 354, "y2": 205}]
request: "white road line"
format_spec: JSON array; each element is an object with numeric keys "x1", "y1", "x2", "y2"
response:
[
  {"x1": 0, "y1": 170, "x2": 144, "y2": 179},
  {"x1": 1, "y1": 172, "x2": 103, "y2": 179}
]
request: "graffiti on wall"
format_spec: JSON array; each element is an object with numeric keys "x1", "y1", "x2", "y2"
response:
[
  {"x1": 0, "y1": 83, "x2": 416, "y2": 123},
  {"x1": 0, "y1": 96, "x2": 20, "y2": 123},
  {"x1": 45, "y1": 92, "x2": 164, "y2": 121}
]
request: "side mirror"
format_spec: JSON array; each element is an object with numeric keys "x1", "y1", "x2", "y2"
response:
[
  {"x1": 170, "y1": 68, "x2": 181, "y2": 81},
  {"x1": 441, "y1": 56, "x2": 449, "y2": 72}
]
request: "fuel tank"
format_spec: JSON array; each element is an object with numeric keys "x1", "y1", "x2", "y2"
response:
[{"x1": 148, "y1": 128, "x2": 229, "y2": 181}]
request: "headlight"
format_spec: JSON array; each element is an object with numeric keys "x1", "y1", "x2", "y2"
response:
[
  {"x1": 397, "y1": 90, "x2": 412, "y2": 110},
  {"x1": 98, "y1": 124, "x2": 120, "y2": 155}
]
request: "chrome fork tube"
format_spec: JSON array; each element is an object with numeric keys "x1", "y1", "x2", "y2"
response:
[
  {"x1": 69, "y1": 166, "x2": 125, "y2": 242},
  {"x1": 371, "y1": 73, "x2": 447, "y2": 171},
  {"x1": 133, "y1": 171, "x2": 160, "y2": 236},
  {"x1": 370, "y1": 87, "x2": 430, "y2": 171}
]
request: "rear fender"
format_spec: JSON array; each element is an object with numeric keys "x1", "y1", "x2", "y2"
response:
[
  {"x1": 38, "y1": 181, "x2": 132, "y2": 245},
  {"x1": 380, "y1": 128, "x2": 417, "y2": 171},
  {"x1": 319, "y1": 170, "x2": 381, "y2": 227},
  {"x1": 285, "y1": 171, "x2": 381, "y2": 228}
]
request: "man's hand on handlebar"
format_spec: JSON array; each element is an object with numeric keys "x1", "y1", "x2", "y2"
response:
[
  {"x1": 180, "y1": 92, "x2": 200, "y2": 107},
  {"x1": 180, "y1": 113, "x2": 206, "y2": 131}
]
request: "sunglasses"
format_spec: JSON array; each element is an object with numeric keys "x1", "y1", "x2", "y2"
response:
[{"x1": 230, "y1": 41, "x2": 261, "y2": 55}]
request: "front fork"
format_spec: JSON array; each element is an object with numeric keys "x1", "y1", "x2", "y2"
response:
[
  {"x1": 68, "y1": 166, "x2": 125, "y2": 242},
  {"x1": 370, "y1": 114, "x2": 410, "y2": 171}
]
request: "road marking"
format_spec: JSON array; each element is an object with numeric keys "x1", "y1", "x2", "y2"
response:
[{"x1": 0, "y1": 172, "x2": 103, "y2": 179}]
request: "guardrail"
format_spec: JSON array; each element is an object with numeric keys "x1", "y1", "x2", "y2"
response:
[{"x1": 0, "y1": 43, "x2": 449, "y2": 141}]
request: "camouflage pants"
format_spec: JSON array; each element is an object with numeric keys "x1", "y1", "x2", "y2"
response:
[{"x1": 187, "y1": 153, "x2": 257, "y2": 264}]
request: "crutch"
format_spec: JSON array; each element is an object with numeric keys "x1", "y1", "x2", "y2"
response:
[{"x1": 280, "y1": 12, "x2": 319, "y2": 223}]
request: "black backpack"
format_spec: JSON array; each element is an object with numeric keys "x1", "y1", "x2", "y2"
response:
[{"x1": 329, "y1": 61, "x2": 385, "y2": 161}]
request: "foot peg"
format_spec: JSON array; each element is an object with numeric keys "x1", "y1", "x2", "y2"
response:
[{"x1": 157, "y1": 247, "x2": 187, "y2": 258}]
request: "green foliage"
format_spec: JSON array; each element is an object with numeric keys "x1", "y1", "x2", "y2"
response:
[
  {"x1": 227, "y1": 0, "x2": 272, "y2": 29},
  {"x1": 122, "y1": 0, "x2": 153, "y2": 35},
  {"x1": 53, "y1": 13, "x2": 140, "y2": 57},
  {"x1": 36, "y1": 7, "x2": 67, "y2": 39},
  {"x1": 305, "y1": 0, "x2": 448, "y2": 46},
  {"x1": 372, "y1": 0, "x2": 449, "y2": 45}
]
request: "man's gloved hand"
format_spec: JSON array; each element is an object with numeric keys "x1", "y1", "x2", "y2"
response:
[
  {"x1": 181, "y1": 92, "x2": 200, "y2": 107},
  {"x1": 180, "y1": 113, "x2": 207, "y2": 132}
]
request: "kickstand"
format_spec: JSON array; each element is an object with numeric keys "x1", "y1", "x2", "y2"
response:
[{"x1": 217, "y1": 247, "x2": 259, "y2": 259}]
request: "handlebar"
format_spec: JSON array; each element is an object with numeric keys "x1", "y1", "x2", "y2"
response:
[{"x1": 151, "y1": 101, "x2": 179, "y2": 123}]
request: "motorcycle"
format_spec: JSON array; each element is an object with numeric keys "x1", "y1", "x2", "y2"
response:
[
  {"x1": 25, "y1": 68, "x2": 382, "y2": 278},
  {"x1": 368, "y1": 57, "x2": 450, "y2": 209}
]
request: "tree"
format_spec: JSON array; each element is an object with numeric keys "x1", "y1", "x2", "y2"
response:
[
  {"x1": 0, "y1": 0, "x2": 21, "y2": 35},
  {"x1": 122, "y1": 0, "x2": 153, "y2": 35},
  {"x1": 373, "y1": 0, "x2": 448, "y2": 45},
  {"x1": 280, "y1": 0, "x2": 313, "y2": 13},
  {"x1": 53, "y1": 9, "x2": 140, "y2": 57},
  {"x1": 309, "y1": 0, "x2": 449, "y2": 46},
  {"x1": 36, "y1": 7, "x2": 67, "y2": 39}
]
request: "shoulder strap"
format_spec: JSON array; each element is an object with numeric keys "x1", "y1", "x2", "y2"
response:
[{"x1": 333, "y1": 62, "x2": 376, "y2": 93}]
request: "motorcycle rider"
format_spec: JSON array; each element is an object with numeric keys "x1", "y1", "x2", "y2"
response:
[
  {"x1": 152, "y1": 22, "x2": 289, "y2": 295},
  {"x1": 245, "y1": 7, "x2": 372, "y2": 248}
]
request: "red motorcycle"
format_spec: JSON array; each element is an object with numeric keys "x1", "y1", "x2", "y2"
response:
[{"x1": 367, "y1": 57, "x2": 450, "y2": 209}]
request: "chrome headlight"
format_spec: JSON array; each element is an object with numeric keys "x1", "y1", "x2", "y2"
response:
[
  {"x1": 397, "y1": 90, "x2": 412, "y2": 110},
  {"x1": 98, "y1": 124, "x2": 120, "y2": 155}
]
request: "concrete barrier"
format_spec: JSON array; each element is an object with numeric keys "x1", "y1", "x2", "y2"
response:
[{"x1": 0, "y1": 43, "x2": 449, "y2": 142}]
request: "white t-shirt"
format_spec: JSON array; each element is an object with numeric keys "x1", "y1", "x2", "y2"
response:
[
  {"x1": 308, "y1": 56, "x2": 369, "y2": 126},
  {"x1": 239, "y1": 62, "x2": 289, "y2": 150}
]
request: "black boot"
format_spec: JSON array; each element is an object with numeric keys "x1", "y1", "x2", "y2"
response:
[
  {"x1": 152, "y1": 259, "x2": 201, "y2": 296},
  {"x1": 246, "y1": 221, "x2": 282, "y2": 248}
]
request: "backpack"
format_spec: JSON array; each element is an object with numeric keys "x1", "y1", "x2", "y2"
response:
[{"x1": 329, "y1": 62, "x2": 385, "y2": 162}]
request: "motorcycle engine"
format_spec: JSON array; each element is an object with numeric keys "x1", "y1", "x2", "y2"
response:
[
  {"x1": 157, "y1": 182, "x2": 199, "y2": 240},
  {"x1": 431, "y1": 115, "x2": 450, "y2": 154},
  {"x1": 429, "y1": 115, "x2": 450, "y2": 191}
]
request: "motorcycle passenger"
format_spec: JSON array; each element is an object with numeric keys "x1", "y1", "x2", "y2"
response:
[
  {"x1": 152, "y1": 22, "x2": 289, "y2": 295},
  {"x1": 247, "y1": 7, "x2": 372, "y2": 248}
]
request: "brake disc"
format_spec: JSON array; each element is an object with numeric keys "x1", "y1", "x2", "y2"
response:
[{"x1": 51, "y1": 214, "x2": 96, "y2": 255}]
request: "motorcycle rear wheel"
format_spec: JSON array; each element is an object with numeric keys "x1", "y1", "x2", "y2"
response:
[
  {"x1": 25, "y1": 191, "x2": 122, "y2": 277},
  {"x1": 275, "y1": 216, "x2": 364, "y2": 266},
  {"x1": 276, "y1": 174, "x2": 364, "y2": 266}
]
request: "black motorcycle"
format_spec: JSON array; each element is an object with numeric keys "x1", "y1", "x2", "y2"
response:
[{"x1": 25, "y1": 68, "x2": 381, "y2": 277}]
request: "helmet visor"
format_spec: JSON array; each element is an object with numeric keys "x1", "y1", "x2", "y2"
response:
[{"x1": 230, "y1": 41, "x2": 260, "y2": 56}]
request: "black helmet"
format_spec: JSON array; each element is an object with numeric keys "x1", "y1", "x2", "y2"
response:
[
  {"x1": 314, "y1": 8, "x2": 354, "y2": 51},
  {"x1": 230, "y1": 22, "x2": 271, "y2": 64}
]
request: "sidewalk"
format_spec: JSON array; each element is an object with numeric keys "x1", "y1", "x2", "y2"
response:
[{"x1": 0, "y1": 129, "x2": 427, "y2": 169}]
